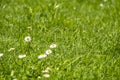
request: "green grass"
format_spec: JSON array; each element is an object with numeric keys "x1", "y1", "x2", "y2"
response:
[{"x1": 0, "y1": 0, "x2": 120, "y2": 80}]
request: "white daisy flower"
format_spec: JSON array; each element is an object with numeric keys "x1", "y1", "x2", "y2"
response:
[
  {"x1": 46, "y1": 67, "x2": 51, "y2": 71},
  {"x1": 45, "y1": 49, "x2": 52, "y2": 55},
  {"x1": 50, "y1": 44, "x2": 57, "y2": 48},
  {"x1": 100, "y1": 3, "x2": 104, "y2": 7},
  {"x1": 104, "y1": 0, "x2": 107, "y2": 2},
  {"x1": 13, "y1": 78, "x2": 18, "y2": 80},
  {"x1": 0, "y1": 53, "x2": 3, "y2": 57},
  {"x1": 42, "y1": 69, "x2": 49, "y2": 73},
  {"x1": 24, "y1": 36, "x2": 31, "y2": 42},
  {"x1": 42, "y1": 67, "x2": 51, "y2": 73},
  {"x1": 38, "y1": 54, "x2": 47, "y2": 59},
  {"x1": 37, "y1": 76, "x2": 41, "y2": 79},
  {"x1": 43, "y1": 74, "x2": 50, "y2": 78},
  {"x1": 18, "y1": 54, "x2": 26, "y2": 59},
  {"x1": 8, "y1": 48, "x2": 15, "y2": 52}
]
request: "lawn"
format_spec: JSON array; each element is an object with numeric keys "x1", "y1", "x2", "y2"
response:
[{"x1": 0, "y1": 0, "x2": 120, "y2": 80}]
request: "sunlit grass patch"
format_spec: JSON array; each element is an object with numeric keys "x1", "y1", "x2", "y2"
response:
[{"x1": 0, "y1": 0, "x2": 120, "y2": 79}]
